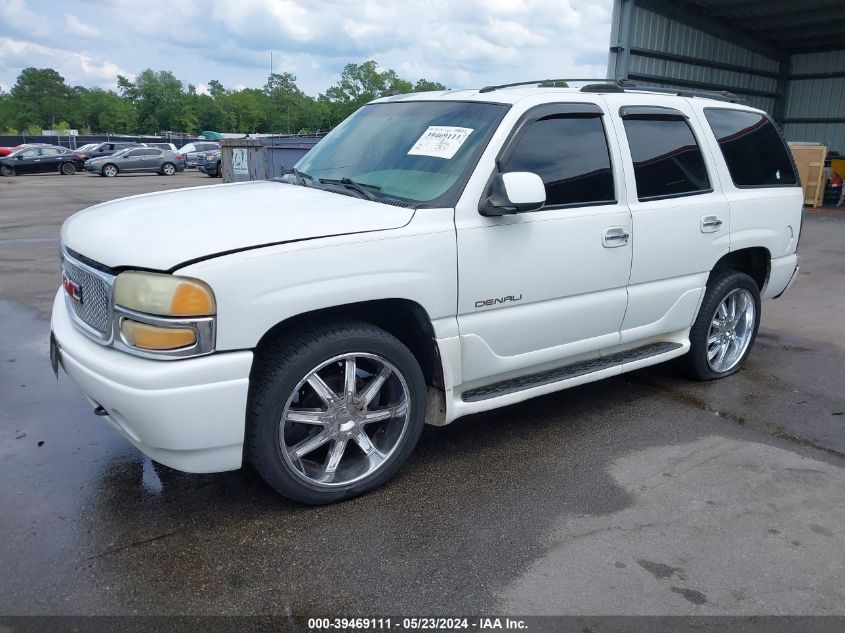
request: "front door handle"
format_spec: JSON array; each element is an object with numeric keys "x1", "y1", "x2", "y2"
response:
[
  {"x1": 602, "y1": 226, "x2": 630, "y2": 248},
  {"x1": 701, "y1": 215, "x2": 724, "y2": 233}
]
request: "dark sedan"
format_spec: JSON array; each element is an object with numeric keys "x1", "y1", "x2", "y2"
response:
[
  {"x1": 77, "y1": 141, "x2": 144, "y2": 160},
  {"x1": 0, "y1": 145, "x2": 85, "y2": 176}
]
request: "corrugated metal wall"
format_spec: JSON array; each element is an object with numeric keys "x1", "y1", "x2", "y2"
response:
[
  {"x1": 623, "y1": 6, "x2": 779, "y2": 112},
  {"x1": 608, "y1": 0, "x2": 845, "y2": 153},
  {"x1": 784, "y1": 51, "x2": 845, "y2": 152}
]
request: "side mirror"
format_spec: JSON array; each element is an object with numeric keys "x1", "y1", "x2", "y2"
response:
[{"x1": 480, "y1": 172, "x2": 545, "y2": 216}]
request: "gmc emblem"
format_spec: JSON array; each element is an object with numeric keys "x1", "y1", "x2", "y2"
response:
[{"x1": 62, "y1": 274, "x2": 83, "y2": 303}]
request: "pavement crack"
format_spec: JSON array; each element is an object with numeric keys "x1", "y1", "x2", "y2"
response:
[
  {"x1": 630, "y1": 376, "x2": 845, "y2": 461},
  {"x1": 82, "y1": 529, "x2": 180, "y2": 563}
]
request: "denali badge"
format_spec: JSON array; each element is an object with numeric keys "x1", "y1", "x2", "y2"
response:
[
  {"x1": 62, "y1": 274, "x2": 83, "y2": 303},
  {"x1": 475, "y1": 294, "x2": 522, "y2": 308}
]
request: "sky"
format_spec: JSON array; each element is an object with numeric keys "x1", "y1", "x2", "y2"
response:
[{"x1": 0, "y1": 0, "x2": 614, "y2": 96}]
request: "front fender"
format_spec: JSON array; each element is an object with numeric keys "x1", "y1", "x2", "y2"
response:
[{"x1": 177, "y1": 209, "x2": 457, "y2": 351}]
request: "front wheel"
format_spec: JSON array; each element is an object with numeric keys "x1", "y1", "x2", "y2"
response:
[
  {"x1": 246, "y1": 320, "x2": 426, "y2": 504},
  {"x1": 679, "y1": 271, "x2": 761, "y2": 381},
  {"x1": 1, "y1": 165, "x2": 15, "y2": 177},
  {"x1": 161, "y1": 162, "x2": 176, "y2": 176},
  {"x1": 60, "y1": 162, "x2": 76, "y2": 175},
  {"x1": 102, "y1": 164, "x2": 118, "y2": 177}
]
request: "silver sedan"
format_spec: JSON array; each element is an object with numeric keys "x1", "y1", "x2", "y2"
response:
[{"x1": 84, "y1": 148, "x2": 186, "y2": 177}]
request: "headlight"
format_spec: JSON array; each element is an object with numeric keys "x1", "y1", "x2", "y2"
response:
[{"x1": 114, "y1": 271, "x2": 215, "y2": 316}]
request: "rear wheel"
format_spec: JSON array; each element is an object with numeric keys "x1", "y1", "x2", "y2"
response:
[
  {"x1": 678, "y1": 270, "x2": 761, "y2": 381},
  {"x1": 247, "y1": 320, "x2": 426, "y2": 504},
  {"x1": 102, "y1": 164, "x2": 118, "y2": 177},
  {"x1": 161, "y1": 162, "x2": 176, "y2": 176},
  {"x1": 60, "y1": 162, "x2": 76, "y2": 175},
  {"x1": 1, "y1": 165, "x2": 15, "y2": 177}
]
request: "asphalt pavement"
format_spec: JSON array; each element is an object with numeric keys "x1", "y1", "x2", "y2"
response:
[{"x1": 1, "y1": 172, "x2": 843, "y2": 617}]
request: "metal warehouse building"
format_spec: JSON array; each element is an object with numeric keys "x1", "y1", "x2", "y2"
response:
[{"x1": 608, "y1": 0, "x2": 845, "y2": 153}]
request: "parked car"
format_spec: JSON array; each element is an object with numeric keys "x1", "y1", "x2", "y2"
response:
[
  {"x1": 0, "y1": 145, "x2": 85, "y2": 176},
  {"x1": 178, "y1": 141, "x2": 219, "y2": 168},
  {"x1": 77, "y1": 141, "x2": 144, "y2": 160},
  {"x1": 197, "y1": 148, "x2": 222, "y2": 177},
  {"x1": 144, "y1": 142, "x2": 178, "y2": 152},
  {"x1": 0, "y1": 142, "x2": 54, "y2": 157},
  {"x1": 52, "y1": 82, "x2": 803, "y2": 504},
  {"x1": 83, "y1": 147, "x2": 185, "y2": 176}
]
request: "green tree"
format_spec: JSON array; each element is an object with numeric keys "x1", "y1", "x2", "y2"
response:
[
  {"x1": 413, "y1": 79, "x2": 446, "y2": 92},
  {"x1": 119, "y1": 69, "x2": 185, "y2": 133},
  {"x1": 320, "y1": 60, "x2": 443, "y2": 126},
  {"x1": 10, "y1": 67, "x2": 70, "y2": 129}
]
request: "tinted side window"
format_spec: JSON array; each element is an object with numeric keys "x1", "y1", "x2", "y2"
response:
[
  {"x1": 502, "y1": 115, "x2": 615, "y2": 207},
  {"x1": 704, "y1": 109, "x2": 797, "y2": 187},
  {"x1": 41, "y1": 148, "x2": 61, "y2": 156},
  {"x1": 623, "y1": 117, "x2": 711, "y2": 201}
]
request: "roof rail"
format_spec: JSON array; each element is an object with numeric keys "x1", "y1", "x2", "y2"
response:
[
  {"x1": 478, "y1": 78, "x2": 615, "y2": 93},
  {"x1": 579, "y1": 80, "x2": 747, "y2": 104}
]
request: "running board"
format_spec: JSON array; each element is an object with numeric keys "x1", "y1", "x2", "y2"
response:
[{"x1": 461, "y1": 342, "x2": 683, "y2": 403}]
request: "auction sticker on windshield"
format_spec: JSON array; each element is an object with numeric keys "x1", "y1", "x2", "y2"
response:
[{"x1": 408, "y1": 126, "x2": 473, "y2": 159}]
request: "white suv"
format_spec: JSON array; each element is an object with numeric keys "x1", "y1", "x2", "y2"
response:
[{"x1": 51, "y1": 81, "x2": 802, "y2": 504}]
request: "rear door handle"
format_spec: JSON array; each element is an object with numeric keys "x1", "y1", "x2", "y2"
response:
[
  {"x1": 602, "y1": 226, "x2": 630, "y2": 248},
  {"x1": 701, "y1": 215, "x2": 723, "y2": 233}
]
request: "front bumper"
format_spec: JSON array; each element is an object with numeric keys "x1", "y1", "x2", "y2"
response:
[{"x1": 51, "y1": 290, "x2": 252, "y2": 473}]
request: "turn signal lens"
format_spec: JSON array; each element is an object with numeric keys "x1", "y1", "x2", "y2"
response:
[
  {"x1": 114, "y1": 272, "x2": 215, "y2": 316},
  {"x1": 120, "y1": 320, "x2": 197, "y2": 350}
]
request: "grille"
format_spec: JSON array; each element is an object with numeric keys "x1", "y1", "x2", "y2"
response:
[{"x1": 62, "y1": 256, "x2": 112, "y2": 338}]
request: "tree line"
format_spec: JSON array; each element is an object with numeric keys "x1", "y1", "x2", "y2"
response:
[{"x1": 0, "y1": 61, "x2": 446, "y2": 136}]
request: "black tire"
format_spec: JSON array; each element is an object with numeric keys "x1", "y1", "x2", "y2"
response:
[
  {"x1": 216, "y1": 162, "x2": 222, "y2": 177},
  {"x1": 60, "y1": 162, "x2": 76, "y2": 175},
  {"x1": 247, "y1": 319, "x2": 426, "y2": 504},
  {"x1": 1, "y1": 165, "x2": 15, "y2": 177},
  {"x1": 102, "y1": 164, "x2": 118, "y2": 177},
  {"x1": 161, "y1": 162, "x2": 176, "y2": 176},
  {"x1": 678, "y1": 270, "x2": 761, "y2": 381}
]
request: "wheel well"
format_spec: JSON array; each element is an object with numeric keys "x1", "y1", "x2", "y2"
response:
[
  {"x1": 710, "y1": 247, "x2": 770, "y2": 290},
  {"x1": 255, "y1": 299, "x2": 441, "y2": 387}
]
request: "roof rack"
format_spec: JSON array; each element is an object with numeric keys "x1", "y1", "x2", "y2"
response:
[
  {"x1": 478, "y1": 78, "x2": 613, "y2": 93},
  {"x1": 579, "y1": 80, "x2": 746, "y2": 104},
  {"x1": 478, "y1": 77, "x2": 747, "y2": 104}
]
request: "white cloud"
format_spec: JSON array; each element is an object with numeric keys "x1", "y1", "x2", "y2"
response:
[
  {"x1": 0, "y1": 0, "x2": 614, "y2": 95},
  {"x1": 0, "y1": 37, "x2": 130, "y2": 88},
  {"x1": 65, "y1": 14, "x2": 100, "y2": 39}
]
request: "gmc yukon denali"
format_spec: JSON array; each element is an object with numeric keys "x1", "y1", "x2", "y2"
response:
[{"x1": 51, "y1": 81, "x2": 803, "y2": 504}]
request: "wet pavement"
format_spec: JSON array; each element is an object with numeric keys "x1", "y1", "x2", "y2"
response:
[{"x1": 1, "y1": 174, "x2": 844, "y2": 616}]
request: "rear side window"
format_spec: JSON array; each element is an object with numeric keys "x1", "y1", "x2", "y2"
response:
[
  {"x1": 501, "y1": 115, "x2": 615, "y2": 207},
  {"x1": 622, "y1": 117, "x2": 711, "y2": 201},
  {"x1": 704, "y1": 109, "x2": 797, "y2": 187}
]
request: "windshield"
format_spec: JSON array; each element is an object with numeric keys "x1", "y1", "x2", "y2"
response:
[
  {"x1": 294, "y1": 101, "x2": 508, "y2": 206},
  {"x1": 77, "y1": 144, "x2": 97, "y2": 152}
]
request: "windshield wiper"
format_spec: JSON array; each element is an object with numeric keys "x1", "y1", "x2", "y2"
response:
[
  {"x1": 282, "y1": 167, "x2": 313, "y2": 186},
  {"x1": 318, "y1": 177, "x2": 381, "y2": 201}
]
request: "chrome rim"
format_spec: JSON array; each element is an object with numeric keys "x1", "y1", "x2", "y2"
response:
[
  {"x1": 706, "y1": 288, "x2": 755, "y2": 373},
  {"x1": 163, "y1": 163, "x2": 175, "y2": 175},
  {"x1": 279, "y1": 353, "x2": 410, "y2": 488},
  {"x1": 104, "y1": 165, "x2": 116, "y2": 177}
]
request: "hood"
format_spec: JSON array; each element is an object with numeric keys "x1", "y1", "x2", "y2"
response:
[{"x1": 61, "y1": 180, "x2": 414, "y2": 270}]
